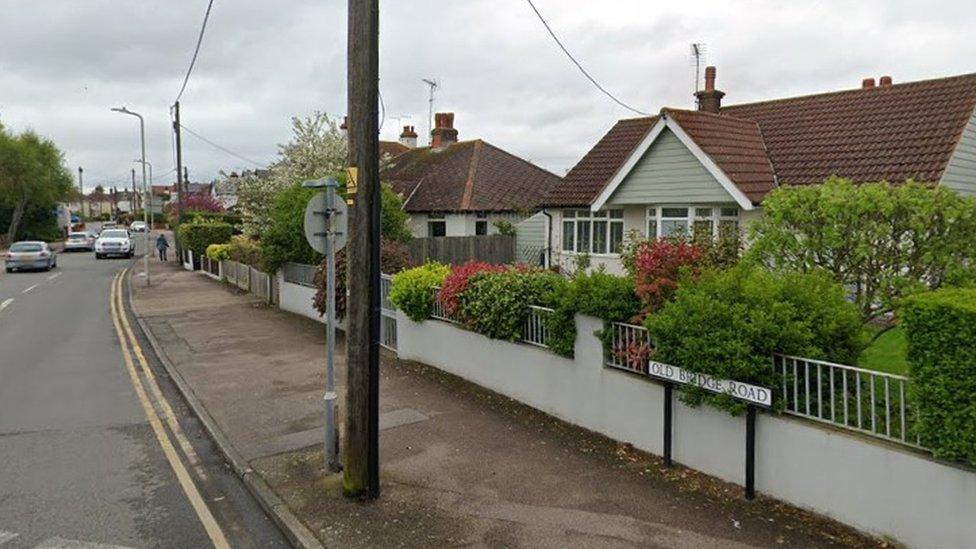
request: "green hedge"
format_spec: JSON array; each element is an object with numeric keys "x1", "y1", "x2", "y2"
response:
[
  {"x1": 457, "y1": 269, "x2": 564, "y2": 341},
  {"x1": 389, "y1": 263, "x2": 450, "y2": 322},
  {"x1": 547, "y1": 271, "x2": 641, "y2": 357},
  {"x1": 646, "y1": 265, "x2": 864, "y2": 414},
  {"x1": 177, "y1": 221, "x2": 235, "y2": 257},
  {"x1": 183, "y1": 210, "x2": 243, "y2": 228},
  {"x1": 901, "y1": 289, "x2": 976, "y2": 464}
]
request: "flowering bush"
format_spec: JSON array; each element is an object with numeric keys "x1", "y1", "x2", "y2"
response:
[
  {"x1": 389, "y1": 262, "x2": 450, "y2": 321},
  {"x1": 629, "y1": 239, "x2": 703, "y2": 315},
  {"x1": 182, "y1": 192, "x2": 225, "y2": 213},
  {"x1": 437, "y1": 261, "x2": 508, "y2": 320}
]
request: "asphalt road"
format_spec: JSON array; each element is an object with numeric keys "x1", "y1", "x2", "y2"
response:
[{"x1": 0, "y1": 234, "x2": 288, "y2": 548}]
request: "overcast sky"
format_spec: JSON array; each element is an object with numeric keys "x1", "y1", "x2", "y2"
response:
[{"x1": 1, "y1": 0, "x2": 974, "y2": 192}]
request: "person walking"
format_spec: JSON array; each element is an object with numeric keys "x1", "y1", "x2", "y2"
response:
[{"x1": 155, "y1": 233, "x2": 169, "y2": 262}]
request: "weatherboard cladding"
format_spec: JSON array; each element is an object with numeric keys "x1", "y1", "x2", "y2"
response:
[
  {"x1": 382, "y1": 139, "x2": 562, "y2": 213},
  {"x1": 941, "y1": 110, "x2": 976, "y2": 197},
  {"x1": 546, "y1": 72, "x2": 976, "y2": 207}
]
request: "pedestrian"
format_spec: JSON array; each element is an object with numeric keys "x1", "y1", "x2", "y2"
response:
[{"x1": 155, "y1": 233, "x2": 169, "y2": 262}]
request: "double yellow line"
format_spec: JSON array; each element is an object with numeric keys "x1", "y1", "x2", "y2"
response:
[{"x1": 110, "y1": 268, "x2": 230, "y2": 549}]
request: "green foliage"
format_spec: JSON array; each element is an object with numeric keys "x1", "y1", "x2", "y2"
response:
[
  {"x1": 259, "y1": 184, "x2": 320, "y2": 273},
  {"x1": 646, "y1": 265, "x2": 864, "y2": 414},
  {"x1": 177, "y1": 220, "x2": 235, "y2": 257},
  {"x1": 206, "y1": 243, "x2": 231, "y2": 261},
  {"x1": 857, "y1": 326, "x2": 908, "y2": 375},
  {"x1": 226, "y1": 235, "x2": 263, "y2": 267},
  {"x1": 901, "y1": 289, "x2": 976, "y2": 464},
  {"x1": 313, "y1": 239, "x2": 413, "y2": 319},
  {"x1": 457, "y1": 269, "x2": 564, "y2": 341},
  {"x1": 547, "y1": 270, "x2": 641, "y2": 357},
  {"x1": 0, "y1": 125, "x2": 74, "y2": 243},
  {"x1": 183, "y1": 210, "x2": 243, "y2": 229},
  {"x1": 380, "y1": 183, "x2": 412, "y2": 243},
  {"x1": 493, "y1": 219, "x2": 516, "y2": 236},
  {"x1": 747, "y1": 178, "x2": 976, "y2": 322},
  {"x1": 389, "y1": 263, "x2": 450, "y2": 322}
]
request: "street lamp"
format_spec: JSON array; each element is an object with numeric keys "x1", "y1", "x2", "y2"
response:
[
  {"x1": 112, "y1": 106, "x2": 150, "y2": 287},
  {"x1": 134, "y1": 159, "x2": 154, "y2": 237}
]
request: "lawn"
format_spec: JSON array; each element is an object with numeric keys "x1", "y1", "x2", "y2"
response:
[{"x1": 857, "y1": 326, "x2": 909, "y2": 375}]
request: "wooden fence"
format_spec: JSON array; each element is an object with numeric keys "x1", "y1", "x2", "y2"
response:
[{"x1": 407, "y1": 234, "x2": 514, "y2": 265}]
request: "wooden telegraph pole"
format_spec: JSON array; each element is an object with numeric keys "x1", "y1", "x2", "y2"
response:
[{"x1": 344, "y1": 0, "x2": 381, "y2": 499}]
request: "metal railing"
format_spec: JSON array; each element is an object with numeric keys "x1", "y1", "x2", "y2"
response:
[
  {"x1": 603, "y1": 321, "x2": 652, "y2": 374},
  {"x1": 775, "y1": 354, "x2": 920, "y2": 448},
  {"x1": 282, "y1": 262, "x2": 317, "y2": 288},
  {"x1": 430, "y1": 286, "x2": 455, "y2": 322},
  {"x1": 522, "y1": 305, "x2": 554, "y2": 348},
  {"x1": 380, "y1": 274, "x2": 397, "y2": 350}
]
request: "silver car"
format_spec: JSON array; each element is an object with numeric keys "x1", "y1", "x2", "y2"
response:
[
  {"x1": 4, "y1": 241, "x2": 57, "y2": 273},
  {"x1": 64, "y1": 231, "x2": 95, "y2": 252}
]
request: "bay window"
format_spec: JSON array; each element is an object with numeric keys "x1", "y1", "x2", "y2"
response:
[
  {"x1": 562, "y1": 209, "x2": 624, "y2": 254},
  {"x1": 646, "y1": 205, "x2": 740, "y2": 239}
]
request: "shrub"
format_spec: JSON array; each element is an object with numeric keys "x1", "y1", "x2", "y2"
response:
[
  {"x1": 177, "y1": 220, "x2": 235, "y2": 257},
  {"x1": 627, "y1": 238, "x2": 703, "y2": 316},
  {"x1": 226, "y1": 235, "x2": 263, "y2": 266},
  {"x1": 389, "y1": 263, "x2": 450, "y2": 322},
  {"x1": 547, "y1": 270, "x2": 641, "y2": 357},
  {"x1": 260, "y1": 184, "x2": 321, "y2": 272},
  {"x1": 457, "y1": 269, "x2": 564, "y2": 341},
  {"x1": 182, "y1": 192, "x2": 225, "y2": 213},
  {"x1": 646, "y1": 265, "x2": 864, "y2": 414},
  {"x1": 437, "y1": 261, "x2": 508, "y2": 320},
  {"x1": 313, "y1": 239, "x2": 413, "y2": 319},
  {"x1": 901, "y1": 289, "x2": 976, "y2": 464},
  {"x1": 206, "y1": 243, "x2": 231, "y2": 261},
  {"x1": 183, "y1": 210, "x2": 243, "y2": 229}
]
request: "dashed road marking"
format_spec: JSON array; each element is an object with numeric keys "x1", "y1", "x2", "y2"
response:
[
  {"x1": 47, "y1": 272, "x2": 62, "y2": 280},
  {"x1": 0, "y1": 298, "x2": 12, "y2": 312},
  {"x1": 0, "y1": 530, "x2": 17, "y2": 545},
  {"x1": 22, "y1": 284, "x2": 38, "y2": 294},
  {"x1": 34, "y1": 536, "x2": 133, "y2": 548}
]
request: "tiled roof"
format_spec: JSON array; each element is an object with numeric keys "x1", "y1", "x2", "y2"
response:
[
  {"x1": 545, "y1": 72, "x2": 976, "y2": 206},
  {"x1": 382, "y1": 139, "x2": 562, "y2": 213},
  {"x1": 543, "y1": 117, "x2": 658, "y2": 207},
  {"x1": 663, "y1": 109, "x2": 777, "y2": 203},
  {"x1": 380, "y1": 140, "x2": 410, "y2": 159},
  {"x1": 723, "y1": 73, "x2": 976, "y2": 186}
]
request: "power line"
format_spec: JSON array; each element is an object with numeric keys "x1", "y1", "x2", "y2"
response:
[
  {"x1": 523, "y1": 0, "x2": 650, "y2": 116},
  {"x1": 175, "y1": 0, "x2": 216, "y2": 102},
  {"x1": 179, "y1": 123, "x2": 267, "y2": 167}
]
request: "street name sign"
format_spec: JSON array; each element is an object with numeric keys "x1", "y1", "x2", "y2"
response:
[{"x1": 647, "y1": 361, "x2": 772, "y2": 407}]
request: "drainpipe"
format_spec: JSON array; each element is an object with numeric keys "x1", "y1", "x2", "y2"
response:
[{"x1": 541, "y1": 209, "x2": 552, "y2": 269}]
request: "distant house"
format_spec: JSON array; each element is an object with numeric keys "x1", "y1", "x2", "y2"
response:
[
  {"x1": 543, "y1": 68, "x2": 976, "y2": 273},
  {"x1": 382, "y1": 113, "x2": 562, "y2": 237},
  {"x1": 210, "y1": 169, "x2": 270, "y2": 210}
]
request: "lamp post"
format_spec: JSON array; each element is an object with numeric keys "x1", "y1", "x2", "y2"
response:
[
  {"x1": 134, "y1": 159, "x2": 154, "y2": 234},
  {"x1": 112, "y1": 106, "x2": 150, "y2": 287}
]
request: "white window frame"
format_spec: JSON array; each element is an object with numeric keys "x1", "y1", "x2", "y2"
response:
[
  {"x1": 645, "y1": 205, "x2": 740, "y2": 239},
  {"x1": 427, "y1": 212, "x2": 447, "y2": 237},
  {"x1": 561, "y1": 209, "x2": 624, "y2": 256}
]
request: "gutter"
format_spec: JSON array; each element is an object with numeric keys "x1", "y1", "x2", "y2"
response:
[{"x1": 541, "y1": 209, "x2": 552, "y2": 269}]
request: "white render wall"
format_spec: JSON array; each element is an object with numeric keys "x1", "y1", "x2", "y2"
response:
[
  {"x1": 406, "y1": 212, "x2": 524, "y2": 238},
  {"x1": 396, "y1": 312, "x2": 976, "y2": 549},
  {"x1": 277, "y1": 271, "x2": 322, "y2": 322}
]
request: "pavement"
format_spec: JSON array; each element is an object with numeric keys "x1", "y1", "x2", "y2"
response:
[
  {"x1": 129, "y1": 255, "x2": 884, "y2": 549},
  {"x1": 0, "y1": 234, "x2": 287, "y2": 548}
]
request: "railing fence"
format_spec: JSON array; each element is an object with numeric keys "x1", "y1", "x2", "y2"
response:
[
  {"x1": 430, "y1": 287, "x2": 554, "y2": 349},
  {"x1": 282, "y1": 262, "x2": 317, "y2": 288},
  {"x1": 380, "y1": 274, "x2": 397, "y2": 350}
]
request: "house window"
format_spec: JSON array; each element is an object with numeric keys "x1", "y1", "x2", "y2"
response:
[
  {"x1": 562, "y1": 209, "x2": 624, "y2": 254},
  {"x1": 646, "y1": 205, "x2": 741, "y2": 239},
  {"x1": 428, "y1": 213, "x2": 446, "y2": 237},
  {"x1": 475, "y1": 212, "x2": 488, "y2": 235}
]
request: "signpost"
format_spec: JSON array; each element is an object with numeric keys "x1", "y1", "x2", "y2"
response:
[
  {"x1": 303, "y1": 177, "x2": 347, "y2": 472},
  {"x1": 645, "y1": 359, "x2": 770, "y2": 500}
]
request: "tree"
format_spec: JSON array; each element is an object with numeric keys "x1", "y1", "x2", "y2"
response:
[
  {"x1": 0, "y1": 125, "x2": 74, "y2": 243},
  {"x1": 237, "y1": 112, "x2": 347, "y2": 238},
  {"x1": 380, "y1": 183, "x2": 411, "y2": 243},
  {"x1": 747, "y1": 178, "x2": 976, "y2": 325},
  {"x1": 182, "y1": 192, "x2": 225, "y2": 213}
]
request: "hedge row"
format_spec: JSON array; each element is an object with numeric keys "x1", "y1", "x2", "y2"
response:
[{"x1": 177, "y1": 221, "x2": 235, "y2": 257}]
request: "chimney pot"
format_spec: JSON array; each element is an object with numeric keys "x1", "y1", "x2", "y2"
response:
[
  {"x1": 399, "y1": 125, "x2": 418, "y2": 148},
  {"x1": 695, "y1": 66, "x2": 724, "y2": 113},
  {"x1": 430, "y1": 112, "x2": 458, "y2": 149},
  {"x1": 862, "y1": 77, "x2": 876, "y2": 89},
  {"x1": 879, "y1": 75, "x2": 893, "y2": 87}
]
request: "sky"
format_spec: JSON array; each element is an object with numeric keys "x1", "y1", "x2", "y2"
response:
[{"x1": 1, "y1": 0, "x2": 975, "y2": 193}]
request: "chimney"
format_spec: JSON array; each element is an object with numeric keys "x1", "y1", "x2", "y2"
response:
[
  {"x1": 862, "y1": 77, "x2": 876, "y2": 89},
  {"x1": 695, "y1": 66, "x2": 725, "y2": 113},
  {"x1": 879, "y1": 75, "x2": 893, "y2": 87},
  {"x1": 399, "y1": 125, "x2": 418, "y2": 148},
  {"x1": 430, "y1": 112, "x2": 458, "y2": 149}
]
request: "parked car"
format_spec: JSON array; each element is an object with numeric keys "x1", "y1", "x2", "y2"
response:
[
  {"x1": 4, "y1": 241, "x2": 57, "y2": 272},
  {"x1": 94, "y1": 229, "x2": 134, "y2": 259},
  {"x1": 64, "y1": 231, "x2": 95, "y2": 252},
  {"x1": 99, "y1": 221, "x2": 118, "y2": 234},
  {"x1": 129, "y1": 221, "x2": 147, "y2": 233}
]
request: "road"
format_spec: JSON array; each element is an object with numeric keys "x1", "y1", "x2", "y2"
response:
[{"x1": 0, "y1": 234, "x2": 288, "y2": 548}]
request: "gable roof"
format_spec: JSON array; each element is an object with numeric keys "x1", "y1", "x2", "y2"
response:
[
  {"x1": 382, "y1": 139, "x2": 562, "y2": 213},
  {"x1": 545, "y1": 72, "x2": 976, "y2": 207}
]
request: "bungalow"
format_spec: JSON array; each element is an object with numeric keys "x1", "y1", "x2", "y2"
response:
[
  {"x1": 383, "y1": 113, "x2": 562, "y2": 237},
  {"x1": 543, "y1": 68, "x2": 976, "y2": 274}
]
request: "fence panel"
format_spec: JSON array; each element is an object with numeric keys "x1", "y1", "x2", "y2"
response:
[
  {"x1": 407, "y1": 234, "x2": 514, "y2": 265},
  {"x1": 603, "y1": 322, "x2": 652, "y2": 374},
  {"x1": 380, "y1": 273, "x2": 397, "y2": 350},
  {"x1": 775, "y1": 354, "x2": 920, "y2": 448},
  {"x1": 251, "y1": 267, "x2": 271, "y2": 302},
  {"x1": 282, "y1": 262, "x2": 317, "y2": 288},
  {"x1": 236, "y1": 262, "x2": 250, "y2": 291},
  {"x1": 522, "y1": 306, "x2": 554, "y2": 348}
]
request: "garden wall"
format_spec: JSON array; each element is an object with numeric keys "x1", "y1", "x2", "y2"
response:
[
  {"x1": 396, "y1": 312, "x2": 976, "y2": 549},
  {"x1": 277, "y1": 271, "x2": 321, "y2": 322}
]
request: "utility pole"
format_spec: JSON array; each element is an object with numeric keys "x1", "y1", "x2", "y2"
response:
[
  {"x1": 345, "y1": 0, "x2": 381, "y2": 500},
  {"x1": 173, "y1": 101, "x2": 184, "y2": 254}
]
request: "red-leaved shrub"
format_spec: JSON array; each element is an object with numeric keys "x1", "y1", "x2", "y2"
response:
[
  {"x1": 632, "y1": 239, "x2": 702, "y2": 315},
  {"x1": 437, "y1": 261, "x2": 508, "y2": 319}
]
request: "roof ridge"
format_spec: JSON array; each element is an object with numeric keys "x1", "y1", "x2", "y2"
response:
[
  {"x1": 723, "y1": 72, "x2": 976, "y2": 111},
  {"x1": 460, "y1": 140, "x2": 482, "y2": 210},
  {"x1": 660, "y1": 107, "x2": 760, "y2": 126},
  {"x1": 476, "y1": 139, "x2": 563, "y2": 179}
]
